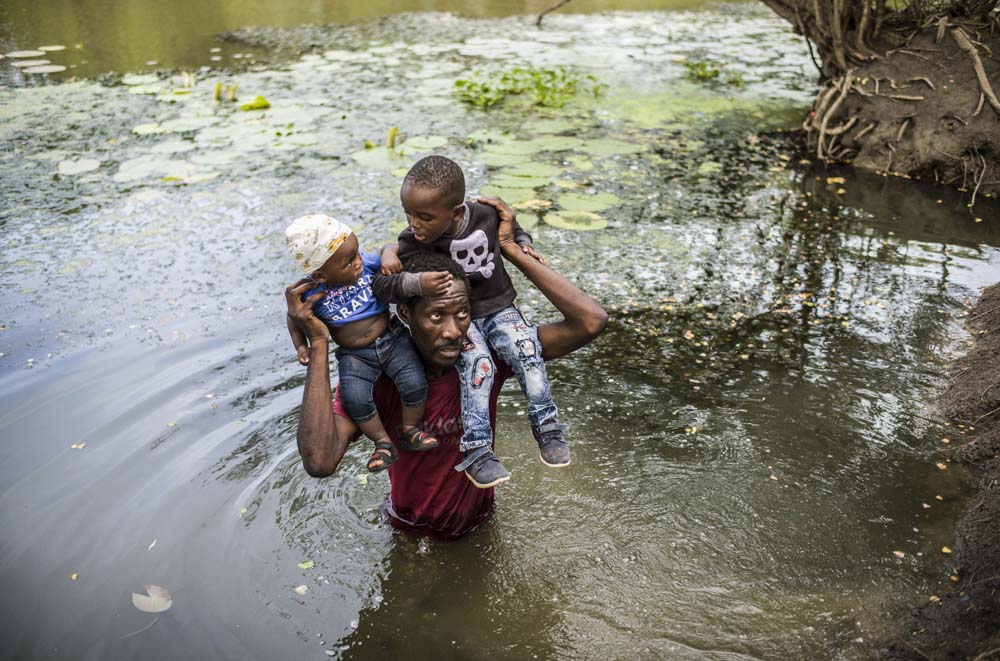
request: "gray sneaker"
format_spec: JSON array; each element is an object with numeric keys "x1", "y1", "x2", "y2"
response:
[
  {"x1": 454, "y1": 446, "x2": 511, "y2": 489},
  {"x1": 533, "y1": 423, "x2": 570, "y2": 467}
]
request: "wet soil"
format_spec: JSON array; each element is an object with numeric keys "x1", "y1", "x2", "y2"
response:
[{"x1": 881, "y1": 282, "x2": 1000, "y2": 660}]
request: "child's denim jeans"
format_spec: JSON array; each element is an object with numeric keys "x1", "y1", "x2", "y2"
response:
[
  {"x1": 457, "y1": 305, "x2": 559, "y2": 452},
  {"x1": 336, "y1": 315, "x2": 427, "y2": 424}
]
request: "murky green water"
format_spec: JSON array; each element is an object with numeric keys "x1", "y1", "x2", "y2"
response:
[{"x1": 1, "y1": 3, "x2": 998, "y2": 660}]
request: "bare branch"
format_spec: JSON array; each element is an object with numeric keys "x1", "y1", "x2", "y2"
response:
[{"x1": 536, "y1": 0, "x2": 573, "y2": 28}]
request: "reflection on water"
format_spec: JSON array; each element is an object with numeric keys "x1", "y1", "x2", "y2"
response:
[
  {"x1": 0, "y1": 5, "x2": 997, "y2": 660},
  {"x1": 0, "y1": 0, "x2": 749, "y2": 82}
]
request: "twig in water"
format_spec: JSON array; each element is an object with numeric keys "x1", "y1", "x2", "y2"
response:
[
  {"x1": 536, "y1": 0, "x2": 573, "y2": 27},
  {"x1": 121, "y1": 615, "x2": 160, "y2": 640}
]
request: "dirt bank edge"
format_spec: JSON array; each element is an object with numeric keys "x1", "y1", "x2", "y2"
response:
[{"x1": 881, "y1": 283, "x2": 1000, "y2": 660}]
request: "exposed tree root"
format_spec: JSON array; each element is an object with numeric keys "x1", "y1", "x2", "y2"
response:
[{"x1": 951, "y1": 27, "x2": 1000, "y2": 116}]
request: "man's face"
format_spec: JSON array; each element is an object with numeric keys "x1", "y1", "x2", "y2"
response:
[
  {"x1": 400, "y1": 182, "x2": 464, "y2": 244},
  {"x1": 398, "y1": 277, "x2": 472, "y2": 373}
]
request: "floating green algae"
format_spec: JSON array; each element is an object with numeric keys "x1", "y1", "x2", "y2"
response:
[
  {"x1": 351, "y1": 147, "x2": 410, "y2": 171},
  {"x1": 696, "y1": 160, "x2": 723, "y2": 176},
  {"x1": 523, "y1": 118, "x2": 577, "y2": 134},
  {"x1": 556, "y1": 192, "x2": 621, "y2": 213},
  {"x1": 543, "y1": 211, "x2": 607, "y2": 231},
  {"x1": 577, "y1": 139, "x2": 646, "y2": 157},
  {"x1": 468, "y1": 128, "x2": 513, "y2": 145},
  {"x1": 528, "y1": 136, "x2": 583, "y2": 152}
]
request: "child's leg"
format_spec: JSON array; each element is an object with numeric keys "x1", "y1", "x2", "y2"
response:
[
  {"x1": 336, "y1": 347, "x2": 396, "y2": 471},
  {"x1": 380, "y1": 319, "x2": 436, "y2": 451},
  {"x1": 456, "y1": 320, "x2": 495, "y2": 452},
  {"x1": 480, "y1": 306, "x2": 568, "y2": 466},
  {"x1": 479, "y1": 307, "x2": 558, "y2": 429},
  {"x1": 453, "y1": 321, "x2": 510, "y2": 487}
]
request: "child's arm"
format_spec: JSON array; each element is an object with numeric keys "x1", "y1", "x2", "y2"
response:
[{"x1": 379, "y1": 243, "x2": 403, "y2": 275}]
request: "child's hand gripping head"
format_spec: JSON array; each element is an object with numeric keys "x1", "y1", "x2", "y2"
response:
[{"x1": 285, "y1": 214, "x2": 361, "y2": 365}]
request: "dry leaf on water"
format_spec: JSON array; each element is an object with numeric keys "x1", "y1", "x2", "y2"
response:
[{"x1": 131, "y1": 585, "x2": 173, "y2": 613}]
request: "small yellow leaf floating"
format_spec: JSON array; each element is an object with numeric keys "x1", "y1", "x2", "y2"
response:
[
  {"x1": 893, "y1": 551, "x2": 905, "y2": 559},
  {"x1": 357, "y1": 474, "x2": 369, "y2": 486},
  {"x1": 167, "y1": 422, "x2": 176, "y2": 427},
  {"x1": 70, "y1": 442, "x2": 86, "y2": 449},
  {"x1": 294, "y1": 585, "x2": 308, "y2": 596},
  {"x1": 240, "y1": 95, "x2": 270, "y2": 111},
  {"x1": 942, "y1": 546, "x2": 952, "y2": 554},
  {"x1": 769, "y1": 475, "x2": 779, "y2": 481},
  {"x1": 131, "y1": 585, "x2": 173, "y2": 613},
  {"x1": 70, "y1": 573, "x2": 78, "y2": 581},
  {"x1": 683, "y1": 330, "x2": 695, "y2": 340},
  {"x1": 239, "y1": 507, "x2": 248, "y2": 517},
  {"x1": 928, "y1": 595, "x2": 940, "y2": 603},
  {"x1": 298, "y1": 560, "x2": 314, "y2": 570},
  {"x1": 922, "y1": 503, "x2": 932, "y2": 509},
  {"x1": 950, "y1": 575, "x2": 959, "y2": 582},
  {"x1": 935, "y1": 495, "x2": 944, "y2": 501},
  {"x1": 826, "y1": 177, "x2": 846, "y2": 185},
  {"x1": 936, "y1": 463, "x2": 948, "y2": 471},
  {"x1": 941, "y1": 437, "x2": 950, "y2": 444}
]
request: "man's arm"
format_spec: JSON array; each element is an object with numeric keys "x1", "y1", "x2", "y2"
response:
[
  {"x1": 478, "y1": 197, "x2": 608, "y2": 361},
  {"x1": 285, "y1": 279, "x2": 359, "y2": 477}
]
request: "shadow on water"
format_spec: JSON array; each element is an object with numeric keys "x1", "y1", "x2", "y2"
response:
[{"x1": 0, "y1": 4, "x2": 998, "y2": 660}]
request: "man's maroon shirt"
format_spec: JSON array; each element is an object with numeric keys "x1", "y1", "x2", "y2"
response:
[{"x1": 333, "y1": 360, "x2": 513, "y2": 539}]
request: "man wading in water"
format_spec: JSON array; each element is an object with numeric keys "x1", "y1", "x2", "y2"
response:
[{"x1": 285, "y1": 198, "x2": 607, "y2": 538}]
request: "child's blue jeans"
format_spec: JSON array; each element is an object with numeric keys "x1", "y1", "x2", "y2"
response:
[
  {"x1": 336, "y1": 315, "x2": 427, "y2": 424},
  {"x1": 457, "y1": 305, "x2": 559, "y2": 452}
]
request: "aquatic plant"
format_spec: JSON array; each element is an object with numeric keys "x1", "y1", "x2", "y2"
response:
[
  {"x1": 454, "y1": 66, "x2": 605, "y2": 109},
  {"x1": 682, "y1": 58, "x2": 745, "y2": 87}
]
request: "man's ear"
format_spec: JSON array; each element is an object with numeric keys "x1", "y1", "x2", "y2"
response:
[{"x1": 397, "y1": 302, "x2": 412, "y2": 325}]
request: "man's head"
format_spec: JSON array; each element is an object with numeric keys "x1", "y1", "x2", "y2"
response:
[
  {"x1": 395, "y1": 252, "x2": 471, "y2": 373},
  {"x1": 400, "y1": 155, "x2": 466, "y2": 244}
]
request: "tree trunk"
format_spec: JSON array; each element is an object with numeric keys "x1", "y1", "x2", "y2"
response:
[{"x1": 760, "y1": 0, "x2": 1000, "y2": 202}]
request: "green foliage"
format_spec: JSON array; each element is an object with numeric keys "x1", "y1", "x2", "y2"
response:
[
  {"x1": 682, "y1": 58, "x2": 745, "y2": 88},
  {"x1": 454, "y1": 66, "x2": 605, "y2": 109}
]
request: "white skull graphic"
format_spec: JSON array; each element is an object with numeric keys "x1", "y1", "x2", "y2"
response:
[{"x1": 450, "y1": 229, "x2": 495, "y2": 278}]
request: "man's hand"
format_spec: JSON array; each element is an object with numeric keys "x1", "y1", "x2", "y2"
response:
[
  {"x1": 477, "y1": 196, "x2": 546, "y2": 264},
  {"x1": 419, "y1": 271, "x2": 453, "y2": 296},
  {"x1": 380, "y1": 244, "x2": 403, "y2": 275},
  {"x1": 285, "y1": 278, "x2": 329, "y2": 365}
]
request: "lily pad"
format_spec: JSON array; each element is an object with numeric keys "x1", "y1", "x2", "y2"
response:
[
  {"x1": 484, "y1": 141, "x2": 543, "y2": 156},
  {"x1": 5, "y1": 50, "x2": 46, "y2": 58},
  {"x1": 528, "y1": 136, "x2": 583, "y2": 152},
  {"x1": 506, "y1": 163, "x2": 562, "y2": 178},
  {"x1": 23, "y1": 65, "x2": 67, "y2": 74},
  {"x1": 557, "y1": 192, "x2": 621, "y2": 213},
  {"x1": 468, "y1": 128, "x2": 513, "y2": 145},
  {"x1": 517, "y1": 213, "x2": 539, "y2": 231},
  {"x1": 131, "y1": 585, "x2": 173, "y2": 613},
  {"x1": 477, "y1": 186, "x2": 535, "y2": 206},
  {"x1": 489, "y1": 174, "x2": 551, "y2": 189},
  {"x1": 11, "y1": 59, "x2": 50, "y2": 68},
  {"x1": 58, "y1": 159, "x2": 101, "y2": 175},
  {"x1": 403, "y1": 135, "x2": 447, "y2": 151},
  {"x1": 351, "y1": 147, "x2": 409, "y2": 171},
  {"x1": 133, "y1": 123, "x2": 165, "y2": 136},
  {"x1": 544, "y1": 211, "x2": 607, "y2": 231},
  {"x1": 578, "y1": 139, "x2": 646, "y2": 156},
  {"x1": 121, "y1": 73, "x2": 160, "y2": 86},
  {"x1": 480, "y1": 152, "x2": 533, "y2": 168},
  {"x1": 37, "y1": 45, "x2": 67, "y2": 52}
]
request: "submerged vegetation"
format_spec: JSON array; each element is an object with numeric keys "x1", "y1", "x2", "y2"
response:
[
  {"x1": 454, "y1": 66, "x2": 605, "y2": 109},
  {"x1": 682, "y1": 58, "x2": 745, "y2": 87}
]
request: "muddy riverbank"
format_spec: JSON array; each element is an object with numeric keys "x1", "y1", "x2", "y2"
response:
[{"x1": 882, "y1": 282, "x2": 1000, "y2": 660}]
